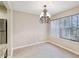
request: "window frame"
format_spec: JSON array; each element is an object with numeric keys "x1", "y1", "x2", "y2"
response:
[{"x1": 51, "y1": 13, "x2": 79, "y2": 42}]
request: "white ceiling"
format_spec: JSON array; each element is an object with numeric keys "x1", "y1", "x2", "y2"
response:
[{"x1": 8, "y1": 1, "x2": 79, "y2": 16}]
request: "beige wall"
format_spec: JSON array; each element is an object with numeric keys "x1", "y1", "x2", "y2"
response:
[
  {"x1": 13, "y1": 11, "x2": 47, "y2": 49},
  {"x1": 0, "y1": 5, "x2": 7, "y2": 19},
  {"x1": 50, "y1": 6, "x2": 79, "y2": 55}
]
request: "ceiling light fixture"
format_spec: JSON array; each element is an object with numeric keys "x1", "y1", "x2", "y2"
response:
[{"x1": 40, "y1": 5, "x2": 51, "y2": 23}]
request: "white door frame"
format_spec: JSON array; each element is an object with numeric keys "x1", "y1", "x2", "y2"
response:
[{"x1": 3, "y1": 1, "x2": 13, "y2": 58}]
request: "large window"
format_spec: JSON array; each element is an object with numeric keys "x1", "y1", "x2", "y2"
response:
[{"x1": 51, "y1": 14, "x2": 79, "y2": 42}]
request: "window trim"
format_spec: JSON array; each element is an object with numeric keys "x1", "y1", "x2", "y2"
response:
[{"x1": 51, "y1": 13, "x2": 79, "y2": 42}]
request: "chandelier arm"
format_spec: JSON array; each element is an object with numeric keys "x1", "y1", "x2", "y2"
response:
[{"x1": 40, "y1": 5, "x2": 51, "y2": 23}]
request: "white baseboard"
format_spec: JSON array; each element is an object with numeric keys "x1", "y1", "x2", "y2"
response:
[
  {"x1": 13, "y1": 40, "x2": 79, "y2": 56},
  {"x1": 49, "y1": 41, "x2": 79, "y2": 56},
  {"x1": 13, "y1": 41, "x2": 48, "y2": 50}
]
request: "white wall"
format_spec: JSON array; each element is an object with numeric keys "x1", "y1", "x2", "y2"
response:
[
  {"x1": 50, "y1": 6, "x2": 79, "y2": 55},
  {"x1": 13, "y1": 11, "x2": 47, "y2": 49},
  {"x1": 52, "y1": 5, "x2": 79, "y2": 19}
]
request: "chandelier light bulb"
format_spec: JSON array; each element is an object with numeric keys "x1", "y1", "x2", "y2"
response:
[{"x1": 40, "y1": 5, "x2": 51, "y2": 23}]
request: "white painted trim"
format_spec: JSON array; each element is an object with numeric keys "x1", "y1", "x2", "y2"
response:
[
  {"x1": 3, "y1": 1, "x2": 12, "y2": 10},
  {"x1": 13, "y1": 39, "x2": 79, "y2": 56},
  {"x1": 13, "y1": 41, "x2": 48, "y2": 50},
  {"x1": 49, "y1": 41, "x2": 79, "y2": 56},
  {"x1": 3, "y1": 2, "x2": 13, "y2": 58}
]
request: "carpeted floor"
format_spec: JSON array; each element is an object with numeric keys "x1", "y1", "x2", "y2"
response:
[{"x1": 13, "y1": 42, "x2": 79, "y2": 58}]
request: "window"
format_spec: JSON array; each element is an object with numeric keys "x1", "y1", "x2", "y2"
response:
[
  {"x1": 51, "y1": 19, "x2": 60, "y2": 38},
  {"x1": 51, "y1": 14, "x2": 79, "y2": 42}
]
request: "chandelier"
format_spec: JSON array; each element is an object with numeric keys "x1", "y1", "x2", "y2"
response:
[{"x1": 40, "y1": 5, "x2": 51, "y2": 23}]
